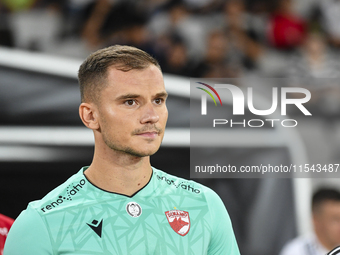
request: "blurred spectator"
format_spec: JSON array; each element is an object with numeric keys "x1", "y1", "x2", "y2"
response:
[
  {"x1": 8, "y1": 0, "x2": 63, "y2": 52},
  {"x1": 280, "y1": 188, "x2": 340, "y2": 255},
  {"x1": 223, "y1": 0, "x2": 266, "y2": 42},
  {"x1": 267, "y1": 0, "x2": 307, "y2": 51},
  {"x1": 182, "y1": 0, "x2": 222, "y2": 13},
  {"x1": 160, "y1": 35, "x2": 195, "y2": 76},
  {"x1": 148, "y1": 0, "x2": 206, "y2": 61},
  {"x1": 0, "y1": 214, "x2": 14, "y2": 255},
  {"x1": 222, "y1": 0, "x2": 264, "y2": 70},
  {"x1": 59, "y1": 0, "x2": 95, "y2": 40},
  {"x1": 288, "y1": 32, "x2": 340, "y2": 78},
  {"x1": 287, "y1": 32, "x2": 340, "y2": 118},
  {"x1": 81, "y1": 0, "x2": 137, "y2": 49},
  {"x1": 191, "y1": 30, "x2": 237, "y2": 78},
  {"x1": 81, "y1": 0, "x2": 163, "y2": 53}
]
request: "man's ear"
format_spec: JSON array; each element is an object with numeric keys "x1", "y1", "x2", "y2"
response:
[{"x1": 79, "y1": 102, "x2": 100, "y2": 130}]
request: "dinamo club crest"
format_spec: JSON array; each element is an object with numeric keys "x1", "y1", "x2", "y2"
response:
[{"x1": 165, "y1": 209, "x2": 190, "y2": 236}]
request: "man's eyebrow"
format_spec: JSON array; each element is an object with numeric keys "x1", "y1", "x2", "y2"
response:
[
  {"x1": 115, "y1": 91, "x2": 168, "y2": 101},
  {"x1": 154, "y1": 92, "x2": 168, "y2": 98},
  {"x1": 115, "y1": 94, "x2": 140, "y2": 101}
]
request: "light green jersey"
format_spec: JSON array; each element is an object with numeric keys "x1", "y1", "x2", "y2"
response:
[{"x1": 4, "y1": 167, "x2": 240, "y2": 255}]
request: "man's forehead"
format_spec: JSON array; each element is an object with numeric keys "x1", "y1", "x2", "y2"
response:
[
  {"x1": 324, "y1": 200, "x2": 340, "y2": 207},
  {"x1": 109, "y1": 65, "x2": 163, "y2": 82},
  {"x1": 104, "y1": 67, "x2": 165, "y2": 95},
  {"x1": 107, "y1": 64, "x2": 163, "y2": 78},
  {"x1": 317, "y1": 200, "x2": 340, "y2": 213}
]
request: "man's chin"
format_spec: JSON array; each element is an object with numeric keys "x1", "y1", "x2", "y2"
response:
[
  {"x1": 123, "y1": 146, "x2": 160, "y2": 158},
  {"x1": 104, "y1": 138, "x2": 161, "y2": 157}
]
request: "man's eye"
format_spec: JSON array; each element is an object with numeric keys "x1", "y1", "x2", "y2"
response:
[
  {"x1": 154, "y1": 98, "x2": 164, "y2": 104},
  {"x1": 125, "y1": 100, "x2": 136, "y2": 106}
]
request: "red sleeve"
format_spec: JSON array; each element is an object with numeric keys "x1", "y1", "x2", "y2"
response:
[{"x1": 0, "y1": 214, "x2": 14, "y2": 255}]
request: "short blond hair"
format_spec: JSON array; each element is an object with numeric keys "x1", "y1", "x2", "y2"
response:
[{"x1": 78, "y1": 45, "x2": 161, "y2": 103}]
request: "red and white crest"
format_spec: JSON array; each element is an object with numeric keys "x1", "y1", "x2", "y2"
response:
[{"x1": 165, "y1": 209, "x2": 190, "y2": 236}]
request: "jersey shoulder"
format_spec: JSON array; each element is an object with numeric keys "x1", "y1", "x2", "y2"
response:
[
  {"x1": 152, "y1": 167, "x2": 219, "y2": 200},
  {"x1": 28, "y1": 168, "x2": 87, "y2": 216}
]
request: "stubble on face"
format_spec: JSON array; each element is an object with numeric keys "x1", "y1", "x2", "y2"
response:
[
  {"x1": 101, "y1": 124, "x2": 164, "y2": 157},
  {"x1": 96, "y1": 65, "x2": 168, "y2": 159}
]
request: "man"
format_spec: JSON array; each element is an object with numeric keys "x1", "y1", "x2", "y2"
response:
[
  {"x1": 280, "y1": 188, "x2": 340, "y2": 255},
  {"x1": 4, "y1": 45, "x2": 240, "y2": 254}
]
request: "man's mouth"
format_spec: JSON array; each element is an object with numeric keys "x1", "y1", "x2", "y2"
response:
[{"x1": 136, "y1": 131, "x2": 159, "y2": 139}]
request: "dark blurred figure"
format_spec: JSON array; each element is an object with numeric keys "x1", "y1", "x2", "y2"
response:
[
  {"x1": 161, "y1": 35, "x2": 194, "y2": 76},
  {"x1": 59, "y1": 0, "x2": 95, "y2": 41},
  {"x1": 280, "y1": 188, "x2": 340, "y2": 255},
  {"x1": 222, "y1": 0, "x2": 264, "y2": 71},
  {"x1": 81, "y1": 0, "x2": 143, "y2": 49},
  {"x1": 148, "y1": 0, "x2": 206, "y2": 63},
  {"x1": 0, "y1": 213, "x2": 14, "y2": 255},
  {"x1": 0, "y1": 3, "x2": 14, "y2": 47},
  {"x1": 268, "y1": 0, "x2": 307, "y2": 51},
  {"x1": 81, "y1": 0, "x2": 167, "y2": 53},
  {"x1": 181, "y1": 0, "x2": 223, "y2": 14},
  {"x1": 191, "y1": 30, "x2": 239, "y2": 78}
]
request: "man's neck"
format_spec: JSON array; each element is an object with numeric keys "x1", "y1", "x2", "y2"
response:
[{"x1": 84, "y1": 149, "x2": 153, "y2": 197}]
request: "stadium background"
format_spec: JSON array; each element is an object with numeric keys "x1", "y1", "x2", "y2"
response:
[{"x1": 1, "y1": 0, "x2": 340, "y2": 254}]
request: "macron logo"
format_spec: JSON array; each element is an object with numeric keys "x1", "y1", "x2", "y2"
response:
[{"x1": 87, "y1": 219, "x2": 103, "y2": 238}]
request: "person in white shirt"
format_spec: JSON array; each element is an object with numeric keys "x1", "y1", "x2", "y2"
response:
[{"x1": 280, "y1": 188, "x2": 340, "y2": 255}]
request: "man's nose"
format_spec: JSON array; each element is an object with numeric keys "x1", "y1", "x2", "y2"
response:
[{"x1": 140, "y1": 103, "x2": 159, "y2": 124}]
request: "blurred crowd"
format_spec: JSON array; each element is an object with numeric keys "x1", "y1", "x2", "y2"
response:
[
  {"x1": 3, "y1": 0, "x2": 340, "y2": 118},
  {"x1": 2, "y1": 0, "x2": 340, "y2": 79}
]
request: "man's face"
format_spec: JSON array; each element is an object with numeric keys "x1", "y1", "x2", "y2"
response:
[
  {"x1": 314, "y1": 200, "x2": 340, "y2": 248},
  {"x1": 96, "y1": 64, "x2": 168, "y2": 157}
]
